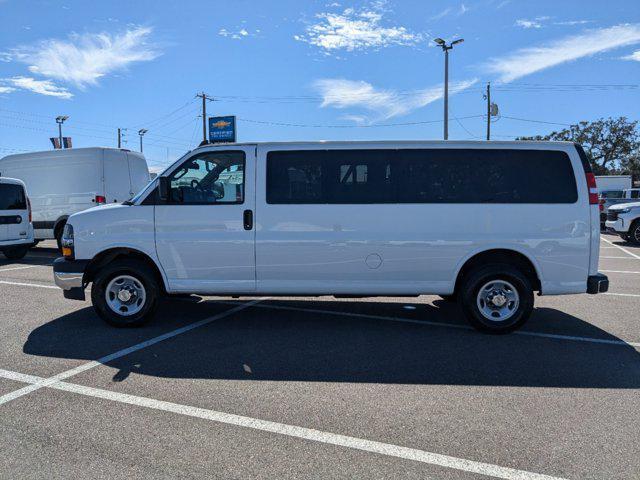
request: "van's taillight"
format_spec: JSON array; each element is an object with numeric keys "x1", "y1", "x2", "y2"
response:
[
  {"x1": 599, "y1": 198, "x2": 605, "y2": 212},
  {"x1": 586, "y1": 173, "x2": 599, "y2": 205},
  {"x1": 27, "y1": 197, "x2": 32, "y2": 223},
  {"x1": 95, "y1": 195, "x2": 106, "y2": 204}
]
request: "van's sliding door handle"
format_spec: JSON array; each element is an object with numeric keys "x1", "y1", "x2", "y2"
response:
[{"x1": 243, "y1": 209, "x2": 253, "y2": 230}]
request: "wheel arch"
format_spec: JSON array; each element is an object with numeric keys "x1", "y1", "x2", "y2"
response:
[
  {"x1": 453, "y1": 248, "x2": 542, "y2": 295},
  {"x1": 53, "y1": 216, "x2": 69, "y2": 236},
  {"x1": 84, "y1": 247, "x2": 168, "y2": 293}
]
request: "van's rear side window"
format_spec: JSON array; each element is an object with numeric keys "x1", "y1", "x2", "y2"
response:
[
  {"x1": 0, "y1": 183, "x2": 26, "y2": 210},
  {"x1": 266, "y1": 149, "x2": 578, "y2": 204}
]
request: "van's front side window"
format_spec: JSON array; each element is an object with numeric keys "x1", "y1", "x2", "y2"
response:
[{"x1": 168, "y1": 151, "x2": 245, "y2": 204}]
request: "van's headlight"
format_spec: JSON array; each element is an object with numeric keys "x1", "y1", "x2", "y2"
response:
[{"x1": 61, "y1": 224, "x2": 75, "y2": 259}]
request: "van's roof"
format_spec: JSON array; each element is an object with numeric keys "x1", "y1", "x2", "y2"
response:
[
  {"x1": 191, "y1": 140, "x2": 577, "y2": 150},
  {"x1": 0, "y1": 147, "x2": 142, "y2": 161}
]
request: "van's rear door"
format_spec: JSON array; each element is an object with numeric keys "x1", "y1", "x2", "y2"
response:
[
  {"x1": 0, "y1": 181, "x2": 27, "y2": 241},
  {"x1": 125, "y1": 152, "x2": 151, "y2": 198},
  {"x1": 103, "y1": 150, "x2": 133, "y2": 203}
]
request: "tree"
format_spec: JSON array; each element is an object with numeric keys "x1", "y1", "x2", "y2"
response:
[{"x1": 517, "y1": 117, "x2": 640, "y2": 175}]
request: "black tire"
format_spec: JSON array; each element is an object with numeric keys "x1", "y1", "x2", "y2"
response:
[
  {"x1": 627, "y1": 221, "x2": 640, "y2": 245},
  {"x1": 30, "y1": 240, "x2": 40, "y2": 249},
  {"x1": 55, "y1": 223, "x2": 65, "y2": 252},
  {"x1": 2, "y1": 245, "x2": 29, "y2": 260},
  {"x1": 438, "y1": 294, "x2": 457, "y2": 303},
  {"x1": 459, "y1": 264, "x2": 534, "y2": 334},
  {"x1": 91, "y1": 259, "x2": 160, "y2": 327}
]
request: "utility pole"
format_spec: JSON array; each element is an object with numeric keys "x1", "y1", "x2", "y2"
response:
[
  {"x1": 486, "y1": 82, "x2": 491, "y2": 141},
  {"x1": 117, "y1": 128, "x2": 127, "y2": 148},
  {"x1": 138, "y1": 129, "x2": 148, "y2": 153},
  {"x1": 434, "y1": 38, "x2": 464, "y2": 141},
  {"x1": 196, "y1": 92, "x2": 209, "y2": 143}
]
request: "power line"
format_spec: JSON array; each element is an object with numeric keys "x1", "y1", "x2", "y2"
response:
[{"x1": 237, "y1": 115, "x2": 484, "y2": 128}]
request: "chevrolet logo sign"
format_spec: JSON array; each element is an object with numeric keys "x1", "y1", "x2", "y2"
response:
[{"x1": 212, "y1": 120, "x2": 231, "y2": 129}]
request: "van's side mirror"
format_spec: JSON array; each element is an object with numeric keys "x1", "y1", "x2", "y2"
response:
[{"x1": 158, "y1": 177, "x2": 170, "y2": 202}]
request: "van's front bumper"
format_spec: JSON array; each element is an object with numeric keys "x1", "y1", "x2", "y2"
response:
[
  {"x1": 587, "y1": 274, "x2": 609, "y2": 294},
  {"x1": 53, "y1": 257, "x2": 89, "y2": 300}
]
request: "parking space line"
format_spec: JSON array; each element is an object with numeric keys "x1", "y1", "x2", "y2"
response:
[
  {"x1": 601, "y1": 237, "x2": 640, "y2": 259},
  {"x1": 0, "y1": 264, "x2": 52, "y2": 273},
  {"x1": 604, "y1": 292, "x2": 640, "y2": 298},
  {"x1": 0, "y1": 299, "x2": 264, "y2": 407},
  {"x1": 0, "y1": 368, "x2": 566, "y2": 480},
  {"x1": 0, "y1": 280, "x2": 58, "y2": 290},
  {"x1": 217, "y1": 302, "x2": 640, "y2": 349},
  {"x1": 601, "y1": 270, "x2": 640, "y2": 274}
]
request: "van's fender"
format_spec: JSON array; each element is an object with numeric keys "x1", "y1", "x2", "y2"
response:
[
  {"x1": 86, "y1": 243, "x2": 170, "y2": 292},
  {"x1": 451, "y1": 243, "x2": 544, "y2": 287},
  {"x1": 53, "y1": 215, "x2": 69, "y2": 234}
]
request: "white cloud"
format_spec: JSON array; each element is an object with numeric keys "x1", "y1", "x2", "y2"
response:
[
  {"x1": 313, "y1": 77, "x2": 477, "y2": 121},
  {"x1": 430, "y1": 7, "x2": 451, "y2": 21},
  {"x1": 6, "y1": 76, "x2": 73, "y2": 98},
  {"x1": 0, "y1": 85, "x2": 16, "y2": 94},
  {"x1": 219, "y1": 27, "x2": 255, "y2": 39},
  {"x1": 555, "y1": 20, "x2": 592, "y2": 26},
  {"x1": 515, "y1": 17, "x2": 549, "y2": 29},
  {"x1": 296, "y1": 3, "x2": 424, "y2": 54},
  {"x1": 9, "y1": 26, "x2": 160, "y2": 88},
  {"x1": 486, "y1": 24, "x2": 640, "y2": 83},
  {"x1": 623, "y1": 50, "x2": 640, "y2": 61}
]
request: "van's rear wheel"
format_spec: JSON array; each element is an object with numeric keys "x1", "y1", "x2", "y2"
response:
[
  {"x1": 91, "y1": 259, "x2": 159, "y2": 327},
  {"x1": 460, "y1": 264, "x2": 533, "y2": 334}
]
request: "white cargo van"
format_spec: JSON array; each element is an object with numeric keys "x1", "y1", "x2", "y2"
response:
[
  {"x1": 0, "y1": 147, "x2": 150, "y2": 248},
  {"x1": 0, "y1": 177, "x2": 34, "y2": 259},
  {"x1": 53, "y1": 141, "x2": 608, "y2": 333}
]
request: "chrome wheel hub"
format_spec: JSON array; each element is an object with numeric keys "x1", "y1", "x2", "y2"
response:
[
  {"x1": 477, "y1": 280, "x2": 519, "y2": 322},
  {"x1": 106, "y1": 275, "x2": 146, "y2": 317}
]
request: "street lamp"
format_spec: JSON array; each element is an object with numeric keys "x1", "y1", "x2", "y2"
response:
[
  {"x1": 138, "y1": 129, "x2": 148, "y2": 153},
  {"x1": 55, "y1": 115, "x2": 69, "y2": 149},
  {"x1": 434, "y1": 38, "x2": 464, "y2": 140}
]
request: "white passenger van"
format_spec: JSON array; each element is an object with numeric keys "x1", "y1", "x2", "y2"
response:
[
  {"x1": 0, "y1": 177, "x2": 34, "y2": 259},
  {"x1": 53, "y1": 141, "x2": 608, "y2": 333},
  {"x1": 0, "y1": 147, "x2": 150, "y2": 249}
]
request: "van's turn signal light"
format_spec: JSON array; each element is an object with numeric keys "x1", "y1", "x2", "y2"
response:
[{"x1": 62, "y1": 247, "x2": 74, "y2": 258}]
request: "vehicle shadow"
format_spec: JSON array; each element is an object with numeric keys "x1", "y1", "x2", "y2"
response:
[
  {"x1": 23, "y1": 298, "x2": 640, "y2": 388},
  {"x1": 0, "y1": 246, "x2": 58, "y2": 267}
]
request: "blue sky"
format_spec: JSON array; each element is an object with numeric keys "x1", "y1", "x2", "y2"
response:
[{"x1": 0, "y1": 0, "x2": 639, "y2": 171}]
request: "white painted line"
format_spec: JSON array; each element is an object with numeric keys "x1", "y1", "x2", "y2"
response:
[
  {"x1": 0, "y1": 299, "x2": 264, "y2": 406},
  {"x1": 599, "y1": 256, "x2": 640, "y2": 259},
  {"x1": 604, "y1": 292, "x2": 640, "y2": 298},
  {"x1": 0, "y1": 368, "x2": 565, "y2": 480},
  {"x1": 0, "y1": 280, "x2": 58, "y2": 289},
  {"x1": 601, "y1": 237, "x2": 640, "y2": 259},
  {"x1": 601, "y1": 270, "x2": 640, "y2": 274},
  {"x1": 0, "y1": 264, "x2": 51, "y2": 273},
  {"x1": 218, "y1": 302, "x2": 640, "y2": 349}
]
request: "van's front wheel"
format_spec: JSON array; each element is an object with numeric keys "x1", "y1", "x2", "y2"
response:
[
  {"x1": 460, "y1": 265, "x2": 533, "y2": 334},
  {"x1": 91, "y1": 259, "x2": 159, "y2": 327}
]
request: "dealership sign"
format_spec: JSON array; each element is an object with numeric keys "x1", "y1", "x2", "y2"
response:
[{"x1": 209, "y1": 116, "x2": 236, "y2": 143}]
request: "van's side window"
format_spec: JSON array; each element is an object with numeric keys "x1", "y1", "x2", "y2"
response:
[
  {"x1": 168, "y1": 151, "x2": 245, "y2": 205},
  {"x1": 267, "y1": 149, "x2": 577, "y2": 204},
  {"x1": 0, "y1": 184, "x2": 27, "y2": 210}
]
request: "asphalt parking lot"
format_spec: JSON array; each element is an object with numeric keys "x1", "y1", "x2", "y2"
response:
[{"x1": 0, "y1": 235, "x2": 639, "y2": 479}]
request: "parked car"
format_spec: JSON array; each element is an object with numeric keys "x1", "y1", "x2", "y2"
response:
[
  {"x1": 53, "y1": 141, "x2": 608, "y2": 334},
  {"x1": 0, "y1": 176, "x2": 34, "y2": 260},
  {"x1": 605, "y1": 201, "x2": 640, "y2": 243},
  {"x1": 599, "y1": 189, "x2": 625, "y2": 228},
  {"x1": 595, "y1": 174, "x2": 632, "y2": 192},
  {"x1": 0, "y1": 147, "x2": 150, "y2": 250}
]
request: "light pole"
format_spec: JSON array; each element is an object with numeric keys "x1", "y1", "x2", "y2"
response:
[
  {"x1": 434, "y1": 37, "x2": 464, "y2": 140},
  {"x1": 138, "y1": 129, "x2": 148, "y2": 153},
  {"x1": 55, "y1": 115, "x2": 68, "y2": 149}
]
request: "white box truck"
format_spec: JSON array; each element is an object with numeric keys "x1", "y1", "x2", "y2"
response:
[{"x1": 0, "y1": 148, "x2": 150, "y2": 249}]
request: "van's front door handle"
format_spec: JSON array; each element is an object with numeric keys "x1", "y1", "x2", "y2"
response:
[{"x1": 243, "y1": 210, "x2": 253, "y2": 230}]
